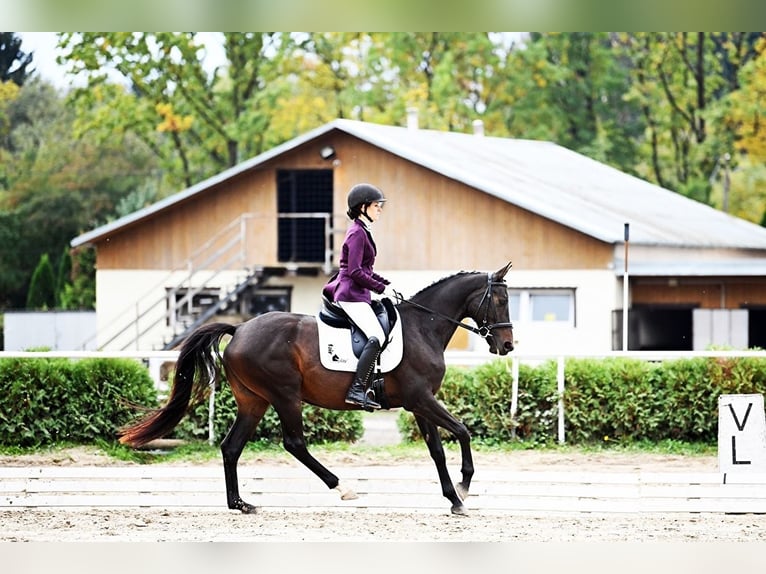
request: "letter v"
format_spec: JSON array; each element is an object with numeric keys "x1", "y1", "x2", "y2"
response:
[{"x1": 728, "y1": 402, "x2": 753, "y2": 432}]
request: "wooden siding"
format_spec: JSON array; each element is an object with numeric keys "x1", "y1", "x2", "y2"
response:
[
  {"x1": 632, "y1": 278, "x2": 766, "y2": 309},
  {"x1": 94, "y1": 132, "x2": 612, "y2": 272},
  {"x1": 329, "y1": 136, "x2": 613, "y2": 271}
]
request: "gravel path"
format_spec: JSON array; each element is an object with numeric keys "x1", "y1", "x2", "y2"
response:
[{"x1": 4, "y1": 444, "x2": 766, "y2": 542}]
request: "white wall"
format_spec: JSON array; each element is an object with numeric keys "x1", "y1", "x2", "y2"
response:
[
  {"x1": 95, "y1": 267, "x2": 619, "y2": 355},
  {"x1": 4, "y1": 311, "x2": 97, "y2": 351},
  {"x1": 506, "y1": 269, "x2": 616, "y2": 355}
]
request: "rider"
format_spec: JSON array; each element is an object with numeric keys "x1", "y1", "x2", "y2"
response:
[{"x1": 323, "y1": 183, "x2": 391, "y2": 410}]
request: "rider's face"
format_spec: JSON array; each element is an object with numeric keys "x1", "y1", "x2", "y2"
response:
[{"x1": 365, "y1": 201, "x2": 384, "y2": 223}]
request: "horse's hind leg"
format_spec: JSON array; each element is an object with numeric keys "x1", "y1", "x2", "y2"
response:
[
  {"x1": 221, "y1": 396, "x2": 269, "y2": 514},
  {"x1": 273, "y1": 400, "x2": 357, "y2": 499},
  {"x1": 414, "y1": 413, "x2": 471, "y2": 516}
]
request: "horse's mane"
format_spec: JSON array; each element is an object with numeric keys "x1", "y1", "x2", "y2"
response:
[{"x1": 409, "y1": 271, "x2": 483, "y2": 302}]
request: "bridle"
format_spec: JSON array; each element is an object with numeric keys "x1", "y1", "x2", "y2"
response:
[{"x1": 394, "y1": 273, "x2": 514, "y2": 342}]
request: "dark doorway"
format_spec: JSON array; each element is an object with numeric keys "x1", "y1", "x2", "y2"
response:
[
  {"x1": 747, "y1": 307, "x2": 766, "y2": 349},
  {"x1": 613, "y1": 305, "x2": 694, "y2": 350},
  {"x1": 245, "y1": 286, "x2": 292, "y2": 317},
  {"x1": 277, "y1": 170, "x2": 333, "y2": 263}
]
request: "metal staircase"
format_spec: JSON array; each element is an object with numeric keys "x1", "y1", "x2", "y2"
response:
[
  {"x1": 162, "y1": 269, "x2": 263, "y2": 350},
  {"x1": 88, "y1": 211, "x2": 339, "y2": 351},
  {"x1": 95, "y1": 214, "x2": 261, "y2": 351}
]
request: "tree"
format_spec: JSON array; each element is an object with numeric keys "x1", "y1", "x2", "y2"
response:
[
  {"x1": 517, "y1": 33, "x2": 644, "y2": 173},
  {"x1": 0, "y1": 77, "x2": 156, "y2": 309},
  {"x1": 55, "y1": 245, "x2": 71, "y2": 308},
  {"x1": 58, "y1": 247, "x2": 96, "y2": 310},
  {"x1": 26, "y1": 253, "x2": 56, "y2": 309},
  {"x1": 59, "y1": 32, "x2": 285, "y2": 191},
  {"x1": 0, "y1": 33, "x2": 33, "y2": 86},
  {"x1": 621, "y1": 33, "x2": 761, "y2": 204}
]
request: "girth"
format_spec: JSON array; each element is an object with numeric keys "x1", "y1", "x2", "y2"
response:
[{"x1": 319, "y1": 296, "x2": 397, "y2": 358}]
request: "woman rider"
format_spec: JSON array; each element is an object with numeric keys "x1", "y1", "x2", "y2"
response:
[{"x1": 323, "y1": 183, "x2": 391, "y2": 410}]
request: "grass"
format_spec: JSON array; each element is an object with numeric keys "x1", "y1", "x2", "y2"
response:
[{"x1": 0, "y1": 436, "x2": 717, "y2": 465}]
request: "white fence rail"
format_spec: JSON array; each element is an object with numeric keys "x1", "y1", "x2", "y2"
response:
[{"x1": 3, "y1": 349, "x2": 766, "y2": 445}]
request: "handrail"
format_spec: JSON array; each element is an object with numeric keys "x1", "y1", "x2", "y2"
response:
[
  {"x1": 83, "y1": 214, "x2": 251, "y2": 350},
  {"x1": 91, "y1": 212, "x2": 340, "y2": 351}
]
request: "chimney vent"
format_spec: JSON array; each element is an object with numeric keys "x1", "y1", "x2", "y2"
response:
[{"x1": 406, "y1": 107, "x2": 419, "y2": 130}]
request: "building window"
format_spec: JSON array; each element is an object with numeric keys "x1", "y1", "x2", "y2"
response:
[
  {"x1": 276, "y1": 169, "x2": 333, "y2": 264},
  {"x1": 509, "y1": 289, "x2": 576, "y2": 325}
]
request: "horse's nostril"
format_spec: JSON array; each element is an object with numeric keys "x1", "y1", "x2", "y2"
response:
[{"x1": 504, "y1": 341, "x2": 514, "y2": 351}]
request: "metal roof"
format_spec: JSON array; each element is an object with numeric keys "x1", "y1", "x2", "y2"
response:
[
  {"x1": 619, "y1": 259, "x2": 766, "y2": 277},
  {"x1": 72, "y1": 118, "x2": 766, "y2": 250}
]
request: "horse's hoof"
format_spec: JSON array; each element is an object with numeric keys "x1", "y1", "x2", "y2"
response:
[
  {"x1": 451, "y1": 504, "x2": 468, "y2": 516},
  {"x1": 239, "y1": 503, "x2": 259, "y2": 514},
  {"x1": 335, "y1": 483, "x2": 359, "y2": 500},
  {"x1": 455, "y1": 482, "x2": 469, "y2": 501},
  {"x1": 230, "y1": 499, "x2": 259, "y2": 514}
]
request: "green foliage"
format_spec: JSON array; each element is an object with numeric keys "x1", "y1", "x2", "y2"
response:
[
  {"x1": 57, "y1": 246, "x2": 96, "y2": 310},
  {"x1": 0, "y1": 357, "x2": 157, "y2": 447},
  {"x1": 0, "y1": 33, "x2": 33, "y2": 86},
  {"x1": 399, "y1": 356, "x2": 766, "y2": 447},
  {"x1": 54, "y1": 246, "x2": 71, "y2": 308},
  {"x1": 399, "y1": 360, "x2": 558, "y2": 446},
  {"x1": 26, "y1": 253, "x2": 56, "y2": 309}
]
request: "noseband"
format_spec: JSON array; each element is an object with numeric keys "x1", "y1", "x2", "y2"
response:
[
  {"x1": 473, "y1": 274, "x2": 515, "y2": 339},
  {"x1": 396, "y1": 273, "x2": 514, "y2": 341}
]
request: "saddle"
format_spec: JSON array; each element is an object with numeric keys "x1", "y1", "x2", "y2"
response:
[{"x1": 319, "y1": 296, "x2": 398, "y2": 358}]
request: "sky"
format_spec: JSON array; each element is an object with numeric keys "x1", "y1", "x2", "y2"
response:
[
  {"x1": 17, "y1": 32, "x2": 69, "y2": 87},
  {"x1": 16, "y1": 32, "x2": 226, "y2": 90}
]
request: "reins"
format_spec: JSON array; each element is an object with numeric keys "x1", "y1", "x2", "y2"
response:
[{"x1": 392, "y1": 273, "x2": 514, "y2": 339}]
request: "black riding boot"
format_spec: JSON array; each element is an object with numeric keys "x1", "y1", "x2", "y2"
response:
[{"x1": 345, "y1": 337, "x2": 382, "y2": 410}]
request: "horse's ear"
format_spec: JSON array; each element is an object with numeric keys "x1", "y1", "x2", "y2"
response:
[{"x1": 492, "y1": 261, "x2": 513, "y2": 281}]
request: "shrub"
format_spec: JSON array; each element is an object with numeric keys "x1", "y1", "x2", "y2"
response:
[
  {"x1": 400, "y1": 355, "x2": 766, "y2": 447},
  {"x1": 0, "y1": 357, "x2": 157, "y2": 447}
]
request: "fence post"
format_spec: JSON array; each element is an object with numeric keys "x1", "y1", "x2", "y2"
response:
[
  {"x1": 509, "y1": 357, "x2": 519, "y2": 438},
  {"x1": 557, "y1": 355, "x2": 566, "y2": 444},
  {"x1": 208, "y1": 386, "x2": 216, "y2": 446}
]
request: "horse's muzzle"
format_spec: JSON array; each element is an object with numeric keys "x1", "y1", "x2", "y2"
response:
[{"x1": 489, "y1": 340, "x2": 514, "y2": 355}]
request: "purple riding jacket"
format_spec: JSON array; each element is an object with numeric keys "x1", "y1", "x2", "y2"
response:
[{"x1": 323, "y1": 219, "x2": 390, "y2": 304}]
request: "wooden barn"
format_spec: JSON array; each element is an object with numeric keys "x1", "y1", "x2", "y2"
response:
[{"x1": 71, "y1": 117, "x2": 766, "y2": 355}]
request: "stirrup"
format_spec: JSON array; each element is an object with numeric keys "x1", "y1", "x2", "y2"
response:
[{"x1": 345, "y1": 384, "x2": 381, "y2": 411}]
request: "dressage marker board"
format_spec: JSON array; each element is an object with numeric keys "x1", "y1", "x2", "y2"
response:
[
  {"x1": 3, "y1": 465, "x2": 766, "y2": 514},
  {"x1": 718, "y1": 393, "x2": 766, "y2": 476}
]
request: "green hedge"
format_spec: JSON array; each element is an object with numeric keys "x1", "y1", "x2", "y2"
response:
[
  {"x1": 0, "y1": 357, "x2": 363, "y2": 447},
  {"x1": 6, "y1": 355, "x2": 766, "y2": 449},
  {"x1": 399, "y1": 356, "x2": 766, "y2": 446},
  {"x1": 0, "y1": 357, "x2": 158, "y2": 447}
]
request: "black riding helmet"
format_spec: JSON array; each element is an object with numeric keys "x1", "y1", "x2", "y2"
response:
[{"x1": 346, "y1": 183, "x2": 386, "y2": 219}]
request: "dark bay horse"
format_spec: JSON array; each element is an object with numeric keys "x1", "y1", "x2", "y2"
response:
[{"x1": 119, "y1": 261, "x2": 514, "y2": 515}]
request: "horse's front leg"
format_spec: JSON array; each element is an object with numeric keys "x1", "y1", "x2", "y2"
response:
[{"x1": 413, "y1": 413, "x2": 472, "y2": 515}]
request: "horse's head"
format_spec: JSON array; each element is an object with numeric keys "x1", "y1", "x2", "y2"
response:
[{"x1": 474, "y1": 261, "x2": 515, "y2": 356}]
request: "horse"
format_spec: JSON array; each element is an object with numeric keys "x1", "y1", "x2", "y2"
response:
[{"x1": 118, "y1": 261, "x2": 515, "y2": 515}]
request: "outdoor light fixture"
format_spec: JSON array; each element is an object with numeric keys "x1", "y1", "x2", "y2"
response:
[{"x1": 319, "y1": 145, "x2": 336, "y2": 160}]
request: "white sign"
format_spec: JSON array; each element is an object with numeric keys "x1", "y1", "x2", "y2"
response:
[{"x1": 718, "y1": 394, "x2": 766, "y2": 473}]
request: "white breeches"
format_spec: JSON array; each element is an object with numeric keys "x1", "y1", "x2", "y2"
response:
[{"x1": 337, "y1": 301, "x2": 385, "y2": 343}]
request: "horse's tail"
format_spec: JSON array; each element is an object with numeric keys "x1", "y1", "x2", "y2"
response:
[{"x1": 118, "y1": 322, "x2": 237, "y2": 448}]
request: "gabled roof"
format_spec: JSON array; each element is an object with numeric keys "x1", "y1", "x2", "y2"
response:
[{"x1": 72, "y1": 118, "x2": 766, "y2": 250}]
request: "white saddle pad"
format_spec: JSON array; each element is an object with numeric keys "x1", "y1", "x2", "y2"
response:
[{"x1": 316, "y1": 308, "x2": 404, "y2": 373}]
